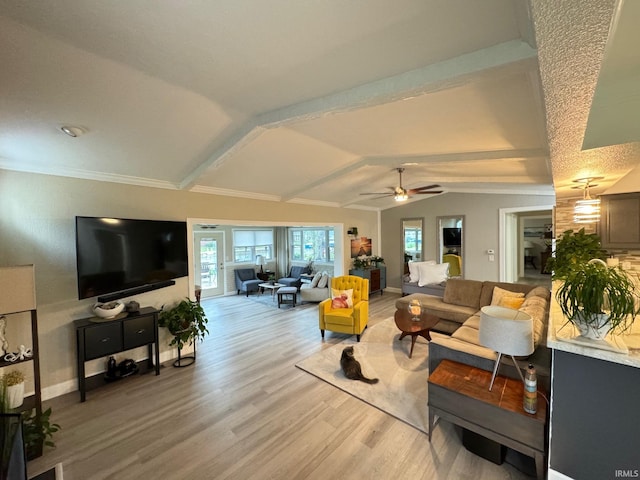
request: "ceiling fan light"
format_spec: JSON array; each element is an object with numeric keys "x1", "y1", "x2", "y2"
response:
[{"x1": 394, "y1": 193, "x2": 408, "y2": 202}]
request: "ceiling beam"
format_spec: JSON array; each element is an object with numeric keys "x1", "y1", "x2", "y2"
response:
[{"x1": 180, "y1": 39, "x2": 538, "y2": 190}]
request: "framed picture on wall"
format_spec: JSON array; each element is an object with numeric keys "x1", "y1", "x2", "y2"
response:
[
  {"x1": 350, "y1": 237, "x2": 372, "y2": 257},
  {"x1": 524, "y1": 226, "x2": 545, "y2": 238}
]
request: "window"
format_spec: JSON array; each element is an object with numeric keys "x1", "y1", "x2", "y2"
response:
[
  {"x1": 233, "y1": 229, "x2": 274, "y2": 263},
  {"x1": 404, "y1": 228, "x2": 422, "y2": 259},
  {"x1": 289, "y1": 227, "x2": 334, "y2": 263}
]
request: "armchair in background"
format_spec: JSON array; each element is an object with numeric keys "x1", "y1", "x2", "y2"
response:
[
  {"x1": 319, "y1": 275, "x2": 369, "y2": 341},
  {"x1": 234, "y1": 268, "x2": 262, "y2": 296},
  {"x1": 278, "y1": 265, "x2": 310, "y2": 290},
  {"x1": 442, "y1": 254, "x2": 462, "y2": 277}
]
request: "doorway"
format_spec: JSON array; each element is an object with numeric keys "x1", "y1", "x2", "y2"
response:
[
  {"x1": 499, "y1": 205, "x2": 553, "y2": 287},
  {"x1": 194, "y1": 231, "x2": 225, "y2": 298}
]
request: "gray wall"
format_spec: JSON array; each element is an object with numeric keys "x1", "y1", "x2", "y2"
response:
[
  {"x1": 381, "y1": 192, "x2": 556, "y2": 288},
  {"x1": 550, "y1": 350, "x2": 640, "y2": 479},
  {"x1": 0, "y1": 169, "x2": 378, "y2": 398}
]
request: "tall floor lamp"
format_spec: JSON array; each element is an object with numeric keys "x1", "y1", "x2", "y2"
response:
[{"x1": 479, "y1": 305, "x2": 534, "y2": 391}]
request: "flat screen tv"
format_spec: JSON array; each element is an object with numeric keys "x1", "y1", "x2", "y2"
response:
[
  {"x1": 75, "y1": 216, "x2": 188, "y2": 300},
  {"x1": 443, "y1": 227, "x2": 462, "y2": 247}
]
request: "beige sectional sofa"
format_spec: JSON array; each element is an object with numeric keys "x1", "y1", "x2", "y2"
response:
[{"x1": 396, "y1": 278, "x2": 551, "y2": 389}]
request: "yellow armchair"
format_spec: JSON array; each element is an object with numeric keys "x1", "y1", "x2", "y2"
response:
[
  {"x1": 442, "y1": 254, "x2": 462, "y2": 277},
  {"x1": 319, "y1": 275, "x2": 369, "y2": 341}
]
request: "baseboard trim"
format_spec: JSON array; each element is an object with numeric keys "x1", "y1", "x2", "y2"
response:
[{"x1": 41, "y1": 347, "x2": 191, "y2": 401}]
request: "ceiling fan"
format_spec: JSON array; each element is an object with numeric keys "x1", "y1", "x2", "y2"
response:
[{"x1": 360, "y1": 168, "x2": 442, "y2": 202}]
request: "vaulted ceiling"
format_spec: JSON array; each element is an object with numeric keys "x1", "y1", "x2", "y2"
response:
[{"x1": 1, "y1": 1, "x2": 638, "y2": 210}]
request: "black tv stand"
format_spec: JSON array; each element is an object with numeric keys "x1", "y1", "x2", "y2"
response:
[
  {"x1": 97, "y1": 280, "x2": 175, "y2": 303},
  {"x1": 74, "y1": 306, "x2": 160, "y2": 402}
]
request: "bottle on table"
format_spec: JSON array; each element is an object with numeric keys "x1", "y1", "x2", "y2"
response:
[{"x1": 523, "y1": 363, "x2": 537, "y2": 414}]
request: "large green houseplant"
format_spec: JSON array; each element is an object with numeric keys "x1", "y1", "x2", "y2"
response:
[
  {"x1": 555, "y1": 260, "x2": 638, "y2": 339},
  {"x1": 546, "y1": 228, "x2": 606, "y2": 279},
  {"x1": 159, "y1": 298, "x2": 209, "y2": 350}
]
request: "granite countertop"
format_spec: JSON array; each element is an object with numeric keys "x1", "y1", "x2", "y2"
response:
[{"x1": 547, "y1": 284, "x2": 640, "y2": 369}]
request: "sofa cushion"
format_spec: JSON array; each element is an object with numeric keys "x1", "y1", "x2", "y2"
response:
[
  {"x1": 525, "y1": 286, "x2": 551, "y2": 300},
  {"x1": 417, "y1": 263, "x2": 449, "y2": 286},
  {"x1": 451, "y1": 324, "x2": 481, "y2": 345},
  {"x1": 479, "y1": 281, "x2": 534, "y2": 308},
  {"x1": 519, "y1": 296, "x2": 549, "y2": 346},
  {"x1": 443, "y1": 278, "x2": 484, "y2": 310}
]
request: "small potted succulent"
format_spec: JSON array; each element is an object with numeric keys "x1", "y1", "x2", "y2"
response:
[{"x1": 2, "y1": 370, "x2": 25, "y2": 409}]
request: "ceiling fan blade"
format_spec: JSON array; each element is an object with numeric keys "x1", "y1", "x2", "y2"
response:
[
  {"x1": 359, "y1": 192, "x2": 393, "y2": 196},
  {"x1": 413, "y1": 190, "x2": 443, "y2": 195},
  {"x1": 409, "y1": 184, "x2": 441, "y2": 192}
]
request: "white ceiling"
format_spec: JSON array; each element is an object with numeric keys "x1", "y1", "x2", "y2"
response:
[{"x1": 0, "y1": 0, "x2": 638, "y2": 209}]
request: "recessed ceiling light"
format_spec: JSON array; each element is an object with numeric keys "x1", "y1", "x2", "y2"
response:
[{"x1": 60, "y1": 125, "x2": 86, "y2": 137}]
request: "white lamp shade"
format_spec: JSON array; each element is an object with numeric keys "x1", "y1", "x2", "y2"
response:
[
  {"x1": 479, "y1": 306, "x2": 534, "y2": 357},
  {"x1": 255, "y1": 255, "x2": 266, "y2": 266},
  {"x1": 0, "y1": 265, "x2": 36, "y2": 313}
]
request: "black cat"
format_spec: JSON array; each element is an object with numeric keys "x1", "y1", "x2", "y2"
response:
[{"x1": 340, "y1": 346, "x2": 378, "y2": 384}]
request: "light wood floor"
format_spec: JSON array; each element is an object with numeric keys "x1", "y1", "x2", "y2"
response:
[{"x1": 28, "y1": 292, "x2": 534, "y2": 479}]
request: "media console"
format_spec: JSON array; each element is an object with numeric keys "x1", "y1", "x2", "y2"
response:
[{"x1": 74, "y1": 306, "x2": 160, "y2": 402}]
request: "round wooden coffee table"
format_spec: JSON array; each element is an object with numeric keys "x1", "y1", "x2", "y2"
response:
[{"x1": 394, "y1": 309, "x2": 440, "y2": 358}]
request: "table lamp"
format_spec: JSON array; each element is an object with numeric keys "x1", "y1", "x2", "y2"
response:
[
  {"x1": 255, "y1": 255, "x2": 266, "y2": 274},
  {"x1": 479, "y1": 305, "x2": 534, "y2": 391}
]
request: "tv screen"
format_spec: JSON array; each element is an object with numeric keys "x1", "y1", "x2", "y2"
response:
[
  {"x1": 75, "y1": 216, "x2": 188, "y2": 300},
  {"x1": 443, "y1": 227, "x2": 462, "y2": 247}
]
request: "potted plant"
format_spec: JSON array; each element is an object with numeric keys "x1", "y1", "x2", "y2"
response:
[
  {"x1": 21, "y1": 407, "x2": 60, "y2": 460},
  {"x1": 555, "y1": 260, "x2": 639, "y2": 339},
  {"x1": 1, "y1": 370, "x2": 25, "y2": 409},
  {"x1": 159, "y1": 298, "x2": 209, "y2": 350},
  {"x1": 352, "y1": 257, "x2": 368, "y2": 269},
  {"x1": 370, "y1": 255, "x2": 384, "y2": 267},
  {"x1": 546, "y1": 228, "x2": 606, "y2": 279}
]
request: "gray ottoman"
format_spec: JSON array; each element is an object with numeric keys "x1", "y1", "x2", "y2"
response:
[{"x1": 277, "y1": 286, "x2": 297, "y2": 308}]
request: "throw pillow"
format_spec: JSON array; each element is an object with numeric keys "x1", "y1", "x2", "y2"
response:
[
  {"x1": 525, "y1": 286, "x2": 551, "y2": 300},
  {"x1": 408, "y1": 260, "x2": 436, "y2": 283},
  {"x1": 331, "y1": 288, "x2": 353, "y2": 309},
  {"x1": 497, "y1": 296, "x2": 525, "y2": 309},
  {"x1": 310, "y1": 272, "x2": 322, "y2": 288},
  {"x1": 317, "y1": 273, "x2": 329, "y2": 289},
  {"x1": 491, "y1": 286, "x2": 525, "y2": 306},
  {"x1": 417, "y1": 263, "x2": 449, "y2": 287}
]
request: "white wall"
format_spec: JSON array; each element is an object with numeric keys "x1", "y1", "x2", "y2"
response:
[{"x1": 0, "y1": 169, "x2": 378, "y2": 399}]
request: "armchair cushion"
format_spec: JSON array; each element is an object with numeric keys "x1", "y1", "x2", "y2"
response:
[{"x1": 278, "y1": 265, "x2": 311, "y2": 289}]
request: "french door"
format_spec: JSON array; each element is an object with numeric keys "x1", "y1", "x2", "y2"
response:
[{"x1": 194, "y1": 232, "x2": 224, "y2": 298}]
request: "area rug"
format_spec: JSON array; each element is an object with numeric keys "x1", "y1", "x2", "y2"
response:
[
  {"x1": 296, "y1": 317, "x2": 430, "y2": 434},
  {"x1": 246, "y1": 291, "x2": 316, "y2": 309}
]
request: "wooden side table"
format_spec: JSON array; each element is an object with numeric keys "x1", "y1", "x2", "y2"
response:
[{"x1": 428, "y1": 360, "x2": 547, "y2": 480}]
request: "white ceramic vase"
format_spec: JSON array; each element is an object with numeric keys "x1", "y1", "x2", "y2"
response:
[
  {"x1": 575, "y1": 313, "x2": 611, "y2": 340},
  {"x1": 7, "y1": 382, "x2": 25, "y2": 409}
]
